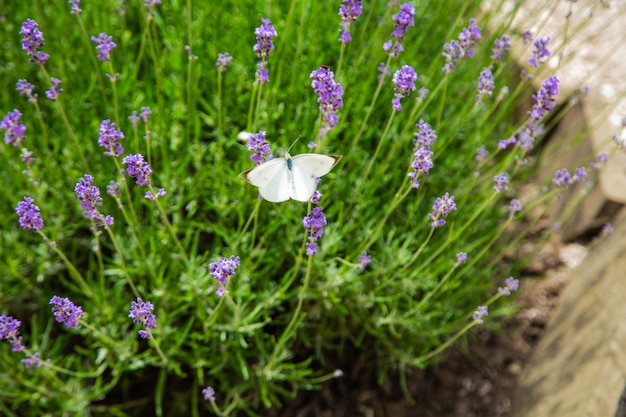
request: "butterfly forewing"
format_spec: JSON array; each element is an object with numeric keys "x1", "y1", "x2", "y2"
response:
[{"x1": 291, "y1": 154, "x2": 342, "y2": 177}]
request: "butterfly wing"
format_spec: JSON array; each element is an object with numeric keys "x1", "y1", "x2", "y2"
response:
[
  {"x1": 241, "y1": 158, "x2": 291, "y2": 202},
  {"x1": 291, "y1": 154, "x2": 342, "y2": 177},
  {"x1": 288, "y1": 154, "x2": 342, "y2": 201}
]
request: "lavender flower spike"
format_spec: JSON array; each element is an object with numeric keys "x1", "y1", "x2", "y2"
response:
[
  {"x1": 303, "y1": 207, "x2": 327, "y2": 255},
  {"x1": 253, "y1": 18, "x2": 277, "y2": 83},
  {"x1": 209, "y1": 256, "x2": 241, "y2": 296},
  {"x1": 383, "y1": 2, "x2": 415, "y2": 57},
  {"x1": 338, "y1": 0, "x2": 363, "y2": 43},
  {"x1": 123, "y1": 154, "x2": 153, "y2": 186},
  {"x1": 246, "y1": 130, "x2": 271, "y2": 165},
  {"x1": 98, "y1": 120, "x2": 125, "y2": 157},
  {"x1": 0, "y1": 315, "x2": 25, "y2": 352},
  {"x1": 46, "y1": 77, "x2": 63, "y2": 100},
  {"x1": 310, "y1": 66, "x2": 344, "y2": 142},
  {"x1": 15, "y1": 197, "x2": 44, "y2": 232},
  {"x1": 20, "y1": 19, "x2": 49, "y2": 65},
  {"x1": 50, "y1": 296, "x2": 85, "y2": 329},
  {"x1": 391, "y1": 65, "x2": 417, "y2": 111},
  {"x1": 473, "y1": 305, "x2": 488, "y2": 324},
  {"x1": 1, "y1": 109, "x2": 27, "y2": 147},
  {"x1": 428, "y1": 192, "x2": 456, "y2": 228},
  {"x1": 216, "y1": 52, "x2": 233, "y2": 72},
  {"x1": 442, "y1": 18, "x2": 481, "y2": 73},
  {"x1": 129, "y1": 298, "x2": 156, "y2": 339},
  {"x1": 91, "y1": 33, "x2": 117, "y2": 62}
]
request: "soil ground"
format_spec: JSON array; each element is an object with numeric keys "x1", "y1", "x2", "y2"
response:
[{"x1": 280, "y1": 242, "x2": 577, "y2": 417}]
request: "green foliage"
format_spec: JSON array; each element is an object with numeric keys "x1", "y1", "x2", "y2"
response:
[{"x1": 0, "y1": 0, "x2": 602, "y2": 415}]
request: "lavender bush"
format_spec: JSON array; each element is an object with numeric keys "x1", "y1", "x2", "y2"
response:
[{"x1": 0, "y1": 0, "x2": 618, "y2": 415}]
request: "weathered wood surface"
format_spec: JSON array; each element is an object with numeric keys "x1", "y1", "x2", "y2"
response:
[{"x1": 512, "y1": 208, "x2": 626, "y2": 417}]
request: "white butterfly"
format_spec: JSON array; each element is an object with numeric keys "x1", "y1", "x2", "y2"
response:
[{"x1": 241, "y1": 153, "x2": 341, "y2": 202}]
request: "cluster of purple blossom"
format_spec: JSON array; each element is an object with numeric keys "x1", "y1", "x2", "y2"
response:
[
  {"x1": 16, "y1": 79, "x2": 38, "y2": 103},
  {"x1": 428, "y1": 192, "x2": 457, "y2": 228},
  {"x1": 91, "y1": 33, "x2": 117, "y2": 62},
  {"x1": 1, "y1": 109, "x2": 27, "y2": 147},
  {"x1": 338, "y1": 0, "x2": 362, "y2": 43},
  {"x1": 498, "y1": 76, "x2": 559, "y2": 152},
  {"x1": 391, "y1": 65, "x2": 417, "y2": 111},
  {"x1": 209, "y1": 256, "x2": 241, "y2": 296},
  {"x1": 216, "y1": 52, "x2": 233, "y2": 73},
  {"x1": 310, "y1": 66, "x2": 344, "y2": 143},
  {"x1": 20, "y1": 19, "x2": 49, "y2": 66},
  {"x1": 454, "y1": 252, "x2": 468, "y2": 268},
  {"x1": 75, "y1": 174, "x2": 114, "y2": 230},
  {"x1": 442, "y1": 18, "x2": 481, "y2": 74},
  {"x1": 303, "y1": 207, "x2": 327, "y2": 256},
  {"x1": 0, "y1": 314, "x2": 48, "y2": 369},
  {"x1": 253, "y1": 18, "x2": 277, "y2": 84},
  {"x1": 129, "y1": 298, "x2": 157, "y2": 339},
  {"x1": 408, "y1": 120, "x2": 437, "y2": 189},
  {"x1": 498, "y1": 277, "x2": 519, "y2": 296},
  {"x1": 246, "y1": 130, "x2": 272, "y2": 165},
  {"x1": 98, "y1": 120, "x2": 125, "y2": 157},
  {"x1": 383, "y1": 2, "x2": 415, "y2": 57},
  {"x1": 46, "y1": 78, "x2": 63, "y2": 100},
  {"x1": 476, "y1": 67, "x2": 494, "y2": 105}
]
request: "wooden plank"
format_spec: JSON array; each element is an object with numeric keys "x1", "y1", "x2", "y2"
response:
[{"x1": 512, "y1": 209, "x2": 626, "y2": 417}]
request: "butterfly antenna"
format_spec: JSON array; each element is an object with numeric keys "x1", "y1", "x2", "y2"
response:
[{"x1": 287, "y1": 136, "x2": 301, "y2": 153}]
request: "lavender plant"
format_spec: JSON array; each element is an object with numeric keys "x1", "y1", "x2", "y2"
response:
[{"x1": 0, "y1": 0, "x2": 618, "y2": 415}]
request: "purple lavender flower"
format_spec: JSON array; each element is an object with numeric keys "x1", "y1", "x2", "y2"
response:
[
  {"x1": 129, "y1": 111, "x2": 140, "y2": 129},
  {"x1": 498, "y1": 277, "x2": 519, "y2": 296},
  {"x1": 493, "y1": 172, "x2": 509, "y2": 193},
  {"x1": 528, "y1": 76, "x2": 559, "y2": 122},
  {"x1": 303, "y1": 207, "x2": 327, "y2": 255},
  {"x1": 202, "y1": 386, "x2": 216, "y2": 402},
  {"x1": 310, "y1": 66, "x2": 344, "y2": 140},
  {"x1": 509, "y1": 199, "x2": 522, "y2": 215},
  {"x1": 522, "y1": 30, "x2": 533, "y2": 44},
  {"x1": 1, "y1": 109, "x2": 27, "y2": 147},
  {"x1": 383, "y1": 2, "x2": 415, "y2": 57},
  {"x1": 21, "y1": 148, "x2": 35, "y2": 165},
  {"x1": 528, "y1": 36, "x2": 551, "y2": 68},
  {"x1": 74, "y1": 174, "x2": 114, "y2": 229},
  {"x1": 68, "y1": 0, "x2": 82, "y2": 14},
  {"x1": 408, "y1": 148, "x2": 434, "y2": 188},
  {"x1": 310, "y1": 190, "x2": 322, "y2": 205},
  {"x1": 15, "y1": 197, "x2": 44, "y2": 232},
  {"x1": 454, "y1": 252, "x2": 467, "y2": 267},
  {"x1": 590, "y1": 152, "x2": 609, "y2": 170},
  {"x1": 473, "y1": 305, "x2": 488, "y2": 324},
  {"x1": 144, "y1": 0, "x2": 161, "y2": 8},
  {"x1": 209, "y1": 256, "x2": 241, "y2": 296},
  {"x1": 45, "y1": 78, "x2": 63, "y2": 100},
  {"x1": 145, "y1": 188, "x2": 166, "y2": 200},
  {"x1": 391, "y1": 65, "x2": 417, "y2": 111},
  {"x1": 476, "y1": 67, "x2": 494, "y2": 105},
  {"x1": 429, "y1": 193, "x2": 456, "y2": 228},
  {"x1": 498, "y1": 136, "x2": 516, "y2": 149},
  {"x1": 476, "y1": 146, "x2": 489, "y2": 161},
  {"x1": 552, "y1": 168, "x2": 572, "y2": 189},
  {"x1": 107, "y1": 181, "x2": 121, "y2": 197},
  {"x1": 253, "y1": 18, "x2": 277, "y2": 83},
  {"x1": 357, "y1": 251, "x2": 372, "y2": 270},
  {"x1": 21, "y1": 352, "x2": 48, "y2": 369},
  {"x1": 20, "y1": 19, "x2": 49, "y2": 65},
  {"x1": 123, "y1": 154, "x2": 152, "y2": 186},
  {"x1": 601, "y1": 223, "x2": 613, "y2": 236},
  {"x1": 491, "y1": 35, "x2": 511, "y2": 61},
  {"x1": 377, "y1": 62, "x2": 390, "y2": 82},
  {"x1": 129, "y1": 298, "x2": 156, "y2": 339},
  {"x1": 0, "y1": 315, "x2": 25, "y2": 352},
  {"x1": 139, "y1": 107, "x2": 152, "y2": 124},
  {"x1": 413, "y1": 119, "x2": 437, "y2": 148},
  {"x1": 442, "y1": 18, "x2": 481, "y2": 73},
  {"x1": 246, "y1": 130, "x2": 272, "y2": 165},
  {"x1": 216, "y1": 52, "x2": 233, "y2": 72},
  {"x1": 90, "y1": 33, "x2": 116, "y2": 62},
  {"x1": 16, "y1": 79, "x2": 38, "y2": 103},
  {"x1": 50, "y1": 296, "x2": 84, "y2": 329},
  {"x1": 416, "y1": 87, "x2": 428, "y2": 103},
  {"x1": 338, "y1": 0, "x2": 363, "y2": 43},
  {"x1": 98, "y1": 119, "x2": 125, "y2": 157},
  {"x1": 572, "y1": 166, "x2": 588, "y2": 183}
]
